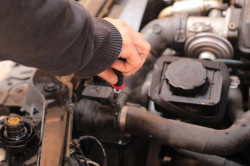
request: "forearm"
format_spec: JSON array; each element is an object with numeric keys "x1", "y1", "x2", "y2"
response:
[{"x1": 0, "y1": 0, "x2": 122, "y2": 78}]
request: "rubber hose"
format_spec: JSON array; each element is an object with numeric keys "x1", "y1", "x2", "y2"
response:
[{"x1": 120, "y1": 106, "x2": 250, "y2": 156}]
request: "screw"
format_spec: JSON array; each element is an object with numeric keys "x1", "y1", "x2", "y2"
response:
[{"x1": 228, "y1": 22, "x2": 237, "y2": 31}]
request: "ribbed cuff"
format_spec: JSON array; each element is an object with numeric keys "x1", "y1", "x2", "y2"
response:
[{"x1": 75, "y1": 18, "x2": 122, "y2": 78}]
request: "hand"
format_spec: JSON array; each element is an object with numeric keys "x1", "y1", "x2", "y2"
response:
[{"x1": 97, "y1": 18, "x2": 151, "y2": 85}]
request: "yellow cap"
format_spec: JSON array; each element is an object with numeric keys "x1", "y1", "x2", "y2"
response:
[{"x1": 7, "y1": 117, "x2": 21, "y2": 125}]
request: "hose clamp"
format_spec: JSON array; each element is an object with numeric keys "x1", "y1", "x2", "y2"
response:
[{"x1": 119, "y1": 106, "x2": 128, "y2": 133}]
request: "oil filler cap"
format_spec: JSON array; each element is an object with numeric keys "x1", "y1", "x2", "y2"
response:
[
  {"x1": 0, "y1": 115, "x2": 36, "y2": 153},
  {"x1": 165, "y1": 59, "x2": 207, "y2": 95}
]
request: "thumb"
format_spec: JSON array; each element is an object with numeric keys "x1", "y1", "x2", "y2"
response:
[{"x1": 97, "y1": 68, "x2": 118, "y2": 85}]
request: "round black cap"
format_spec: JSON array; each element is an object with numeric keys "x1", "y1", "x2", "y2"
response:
[{"x1": 165, "y1": 59, "x2": 207, "y2": 95}]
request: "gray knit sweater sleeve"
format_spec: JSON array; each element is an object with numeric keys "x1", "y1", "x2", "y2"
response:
[{"x1": 0, "y1": 0, "x2": 122, "y2": 78}]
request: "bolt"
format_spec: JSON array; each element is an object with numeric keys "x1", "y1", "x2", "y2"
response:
[
  {"x1": 230, "y1": 76, "x2": 240, "y2": 88},
  {"x1": 44, "y1": 82, "x2": 59, "y2": 92},
  {"x1": 228, "y1": 22, "x2": 237, "y2": 31},
  {"x1": 153, "y1": 24, "x2": 162, "y2": 34}
]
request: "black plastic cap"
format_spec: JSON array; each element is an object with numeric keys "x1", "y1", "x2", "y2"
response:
[{"x1": 165, "y1": 59, "x2": 207, "y2": 95}]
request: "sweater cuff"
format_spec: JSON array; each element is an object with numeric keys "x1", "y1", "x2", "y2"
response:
[{"x1": 75, "y1": 18, "x2": 122, "y2": 78}]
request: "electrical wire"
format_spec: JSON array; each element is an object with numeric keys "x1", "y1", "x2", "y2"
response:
[
  {"x1": 216, "y1": 59, "x2": 250, "y2": 69},
  {"x1": 80, "y1": 159, "x2": 100, "y2": 166},
  {"x1": 70, "y1": 141, "x2": 89, "y2": 166},
  {"x1": 78, "y1": 136, "x2": 107, "y2": 166}
]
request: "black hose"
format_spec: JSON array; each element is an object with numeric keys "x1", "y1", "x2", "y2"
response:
[
  {"x1": 74, "y1": 90, "x2": 250, "y2": 156},
  {"x1": 176, "y1": 149, "x2": 245, "y2": 166},
  {"x1": 140, "y1": 14, "x2": 187, "y2": 58},
  {"x1": 120, "y1": 105, "x2": 250, "y2": 156},
  {"x1": 74, "y1": 89, "x2": 249, "y2": 157},
  {"x1": 227, "y1": 88, "x2": 245, "y2": 122}
]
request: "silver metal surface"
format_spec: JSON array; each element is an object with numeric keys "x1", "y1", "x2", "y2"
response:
[
  {"x1": 185, "y1": 33, "x2": 234, "y2": 59},
  {"x1": 118, "y1": 0, "x2": 148, "y2": 31},
  {"x1": 119, "y1": 106, "x2": 128, "y2": 133},
  {"x1": 208, "y1": 9, "x2": 223, "y2": 17},
  {"x1": 114, "y1": 89, "x2": 121, "y2": 94},
  {"x1": 186, "y1": 17, "x2": 226, "y2": 38},
  {"x1": 159, "y1": 0, "x2": 226, "y2": 18},
  {"x1": 230, "y1": 76, "x2": 240, "y2": 89},
  {"x1": 199, "y1": 51, "x2": 216, "y2": 61},
  {"x1": 188, "y1": 22, "x2": 212, "y2": 33}
]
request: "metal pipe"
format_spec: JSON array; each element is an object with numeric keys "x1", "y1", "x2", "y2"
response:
[
  {"x1": 140, "y1": 14, "x2": 187, "y2": 58},
  {"x1": 158, "y1": 0, "x2": 227, "y2": 18},
  {"x1": 141, "y1": 12, "x2": 229, "y2": 58}
]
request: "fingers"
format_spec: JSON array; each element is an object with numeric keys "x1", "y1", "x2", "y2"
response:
[
  {"x1": 112, "y1": 37, "x2": 141, "y2": 73},
  {"x1": 126, "y1": 26, "x2": 151, "y2": 67},
  {"x1": 112, "y1": 27, "x2": 150, "y2": 76},
  {"x1": 97, "y1": 68, "x2": 118, "y2": 85},
  {"x1": 102, "y1": 18, "x2": 151, "y2": 79}
]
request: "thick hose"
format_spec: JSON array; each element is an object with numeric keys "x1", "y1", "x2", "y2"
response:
[
  {"x1": 120, "y1": 105, "x2": 250, "y2": 156},
  {"x1": 140, "y1": 14, "x2": 187, "y2": 58},
  {"x1": 176, "y1": 149, "x2": 244, "y2": 166},
  {"x1": 227, "y1": 87, "x2": 245, "y2": 122},
  {"x1": 74, "y1": 90, "x2": 249, "y2": 156}
]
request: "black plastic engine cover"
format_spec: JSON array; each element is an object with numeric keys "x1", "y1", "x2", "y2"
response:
[{"x1": 149, "y1": 56, "x2": 230, "y2": 123}]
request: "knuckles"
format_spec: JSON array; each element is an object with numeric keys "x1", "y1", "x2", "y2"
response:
[
  {"x1": 117, "y1": 19, "x2": 126, "y2": 27},
  {"x1": 144, "y1": 42, "x2": 151, "y2": 54},
  {"x1": 122, "y1": 37, "x2": 133, "y2": 48}
]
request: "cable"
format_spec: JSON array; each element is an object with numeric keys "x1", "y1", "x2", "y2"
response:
[
  {"x1": 70, "y1": 141, "x2": 89, "y2": 166},
  {"x1": 78, "y1": 136, "x2": 107, "y2": 166},
  {"x1": 78, "y1": 150, "x2": 89, "y2": 166},
  {"x1": 216, "y1": 59, "x2": 250, "y2": 69},
  {"x1": 80, "y1": 159, "x2": 100, "y2": 166}
]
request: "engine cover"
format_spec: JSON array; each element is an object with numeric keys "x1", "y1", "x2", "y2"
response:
[{"x1": 149, "y1": 56, "x2": 230, "y2": 123}]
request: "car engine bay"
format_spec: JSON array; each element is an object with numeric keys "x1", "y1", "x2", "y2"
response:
[{"x1": 1, "y1": 0, "x2": 250, "y2": 165}]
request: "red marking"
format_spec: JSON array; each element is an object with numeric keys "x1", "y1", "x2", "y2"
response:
[{"x1": 112, "y1": 82, "x2": 125, "y2": 90}]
